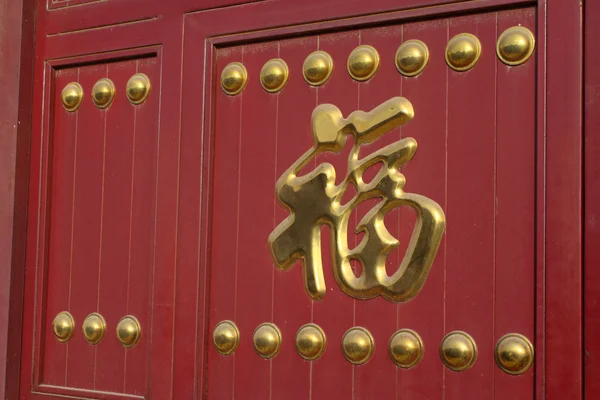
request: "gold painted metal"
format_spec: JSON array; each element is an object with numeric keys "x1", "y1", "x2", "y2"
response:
[
  {"x1": 440, "y1": 331, "x2": 478, "y2": 372},
  {"x1": 496, "y1": 26, "x2": 535, "y2": 66},
  {"x1": 395, "y1": 40, "x2": 429, "y2": 77},
  {"x1": 213, "y1": 320, "x2": 240, "y2": 356},
  {"x1": 61, "y1": 82, "x2": 84, "y2": 112},
  {"x1": 445, "y1": 33, "x2": 482, "y2": 72},
  {"x1": 52, "y1": 311, "x2": 75, "y2": 343},
  {"x1": 91, "y1": 78, "x2": 115, "y2": 108},
  {"x1": 295, "y1": 323, "x2": 326, "y2": 360},
  {"x1": 347, "y1": 45, "x2": 380, "y2": 81},
  {"x1": 221, "y1": 62, "x2": 248, "y2": 96},
  {"x1": 253, "y1": 323, "x2": 282, "y2": 359},
  {"x1": 82, "y1": 313, "x2": 106, "y2": 345},
  {"x1": 260, "y1": 58, "x2": 289, "y2": 93},
  {"x1": 116, "y1": 315, "x2": 142, "y2": 348},
  {"x1": 388, "y1": 329, "x2": 424, "y2": 368},
  {"x1": 268, "y1": 97, "x2": 446, "y2": 302},
  {"x1": 126, "y1": 73, "x2": 151, "y2": 104},
  {"x1": 495, "y1": 333, "x2": 534, "y2": 375},
  {"x1": 303, "y1": 51, "x2": 333, "y2": 86},
  {"x1": 342, "y1": 327, "x2": 374, "y2": 365}
]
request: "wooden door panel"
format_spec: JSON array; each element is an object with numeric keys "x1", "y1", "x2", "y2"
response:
[
  {"x1": 29, "y1": 54, "x2": 160, "y2": 400},
  {"x1": 18, "y1": 0, "x2": 583, "y2": 398},
  {"x1": 202, "y1": 6, "x2": 536, "y2": 399}
]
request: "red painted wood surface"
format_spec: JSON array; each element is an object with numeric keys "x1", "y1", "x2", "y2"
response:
[
  {"x1": 0, "y1": 0, "x2": 34, "y2": 398},
  {"x1": 543, "y1": 0, "x2": 583, "y2": 398},
  {"x1": 200, "y1": 7, "x2": 537, "y2": 399},
  {"x1": 585, "y1": 0, "x2": 600, "y2": 398},
  {"x1": 21, "y1": 54, "x2": 161, "y2": 399},
  {"x1": 4, "y1": 0, "x2": 584, "y2": 399}
]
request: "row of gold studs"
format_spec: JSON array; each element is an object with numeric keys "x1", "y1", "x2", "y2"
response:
[
  {"x1": 213, "y1": 320, "x2": 534, "y2": 375},
  {"x1": 60, "y1": 73, "x2": 152, "y2": 112},
  {"x1": 51, "y1": 311, "x2": 142, "y2": 348},
  {"x1": 221, "y1": 26, "x2": 535, "y2": 95}
]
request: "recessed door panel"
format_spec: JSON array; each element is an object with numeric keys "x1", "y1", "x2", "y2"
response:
[
  {"x1": 35, "y1": 55, "x2": 159, "y2": 399},
  {"x1": 204, "y1": 6, "x2": 536, "y2": 399}
]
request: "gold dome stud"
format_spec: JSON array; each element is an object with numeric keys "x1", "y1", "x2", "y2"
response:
[
  {"x1": 260, "y1": 59, "x2": 289, "y2": 93},
  {"x1": 295, "y1": 323, "x2": 326, "y2": 360},
  {"x1": 61, "y1": 82, "x2": 84, "y2": 112},
  {"x1": 495, "y1": 333, "x2": 534, "y2": 375},
  {"x1": 116, "y1": 315, "x2": 142, "y2": 348},
  {"x1": 82, "y1": 313, "x2": 106, "y2": 345},
  {"x1": 126, "y1": 73, "x2": 151, "y2": 104},
  {"x1": 91, "y1": 78, "x2": 115, "y2": 109},
  {"x1": 388, "y1": 329, "x2": 424, "y2": 368},
  {"x1": 341, "y1": 327, "x2": 374, "y2": 365},
  {"x1": 496, "y1": 26, "x2": 535, "y2": 66},
  {"x1": 221, "y1": 62, "x2": 248, "y2": 96},
  {"x1": 213, "y1": 320, "x2": 240, "y2": 356},
  {"x1": 253, "y1": 322, "x2": 282, "y2": 359},
  {"x1": 440, "y1": 331, "x2": 477, "y2": 372},
  {"x1": 347, "y1": 45, "x2": 380, "y2": 81},
  {"x1": 445, "y1": 33, "x2": 482, "y2": 72},
  {"x1": 395, "y1": 40, "x2": 430, "y2": 77},
  {"x1": 52, "y1": 311, "x2": 75, "y2": 343},
  {"x1": 303, "y1": 51, "x2": 333, "y2": 86}
]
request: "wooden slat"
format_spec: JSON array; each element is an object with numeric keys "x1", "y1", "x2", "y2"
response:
[
  {"x1": 352, "y1": 24, "x2": 402, "y2": 400},
  {"x1": 397, "y1": 18, "x2": 448, "y2": 397},
  {"x1": 66, "y1": 63, "x2": 106, "y2": 390},
  {"x1": 270, "y1": 35, "x2": 317, "y2": 400},
  {"x1": 41, "y1": 67, "x2": 79, "y2": 387},
  {"x1": 94, "y1": 60, "x2": 137, "y2": 394},
  {"x1": 493, "y1": 8, "x2": 536, "y2": 399},
  {"x1": 123, "y1": 56, "x2": 160, "y2": 397},
  {"x1": 544, "y1": 0, "x2": 583, "y2": 397},
  {"x1": 585, "y1": 0, "x2": 600, "y2": 398},
  {"x1": 445, "y1": 13, "x2": 496, "y2": 398},
  {"x1": 310, "y1": 30, "x2": 359, "y2": 400},
  {"x1": 231, "y1": 40, "x2": 279, "y2": 399},
  {"x1": 206, "y1": 45, "x2": 244, "y2": 400}
]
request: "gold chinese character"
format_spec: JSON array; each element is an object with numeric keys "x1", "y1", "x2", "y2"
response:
[{"x1": 268, "y1": 97, "x2": 445, "y2": 302}]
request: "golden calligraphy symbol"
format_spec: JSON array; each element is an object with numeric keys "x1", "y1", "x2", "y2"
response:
[{"x1": 268, "y1": 97, "x2": 446, "y2": 302}]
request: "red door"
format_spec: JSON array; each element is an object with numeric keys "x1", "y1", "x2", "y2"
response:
[{"x1": 17, "y1": 0, "x2": 582, "y2": 399}]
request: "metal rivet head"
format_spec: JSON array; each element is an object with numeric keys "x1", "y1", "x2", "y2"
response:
[
  {"x1": 295, "y1": 323, "x2": 326, "y2": 360},
  {"x1": 253, "y1": 323, "x2": 282, "y2": 359},
  {"x1": 91, "y1": 78, "x2": 115, "y2": 108},
  {"x1": 61, "y1": 82, "x2": 84, "y2": 112},
  {"x1": 213, "y1": 320, "x2": 240, "y2": 356},
  {"x1": 496, "y1": 26, "x2": 535, "y2": 66},
  {"x1": 260, "y1": 59, "x2": 289, "y2": 93},
  {"x1": 388, "y1": 329, "x2": 424, "y2": 368},
  {"x1": 440, "y1": 331, "x2": 477, "y2": 372},
  {"x1": 347, "y1": 45, "x2": 380, "y2": 81},
  {"x1": 116, "y1": 315, "x2": 142, "y2": 348},
  {"x1": 395, "y1": 40, "x2": 429, "y2": 77},
  {"x1": 52, "y1": 311, "x2": 75, "y2": 343},
  {"x1": 82, "y1": 313, "x2": 106, "y2": 345},
  {"x1": 342, "y1": 327, "x2": 374, "y2": 365},
  {"x1": 495, "y1": 333, "x2": 534, "y2": 375},
  {"x1": 303, "y1": 51, "x2": 333, "y2": 86},
  {"x1": 445, "y1": 33, "x2": 481, "y2": 72},
  {"x1": 221, "y1": 62, "x2": 248, "y2": 96},
  {"x1": 126, "y1": 73, "x2": 151, "y2": 104}
]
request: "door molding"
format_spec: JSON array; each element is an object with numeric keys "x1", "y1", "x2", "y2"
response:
[{"x1": 0, "y1": 0, "x2": 36, "y2": 398}]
